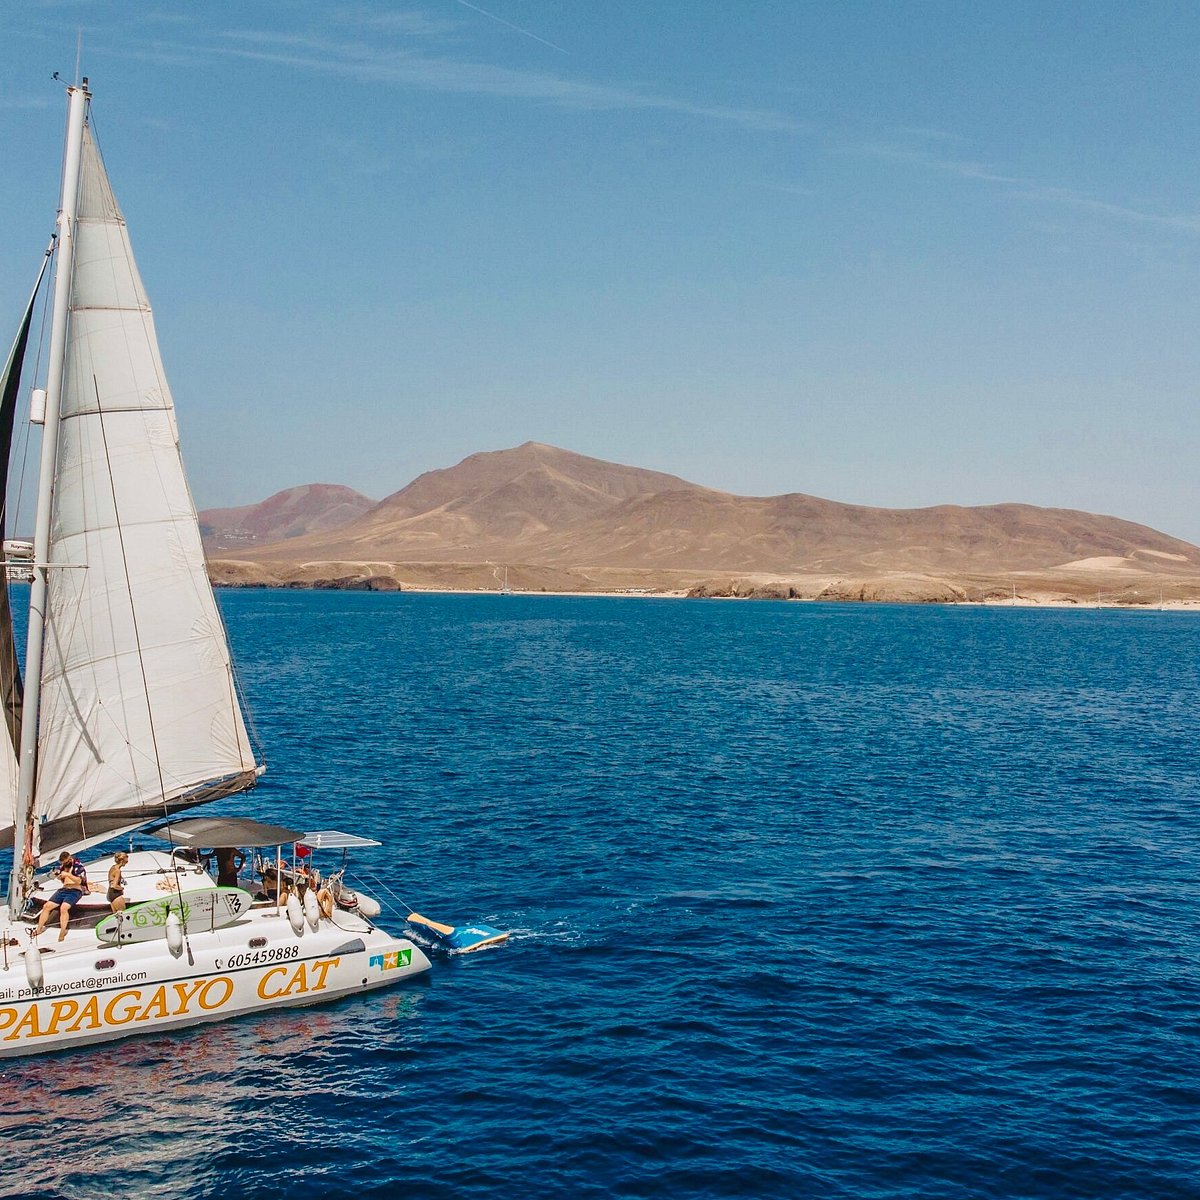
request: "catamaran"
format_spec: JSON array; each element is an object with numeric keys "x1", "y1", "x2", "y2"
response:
[{"x1": 0, "y1": 77, "x2": 432, "y2": 1055}]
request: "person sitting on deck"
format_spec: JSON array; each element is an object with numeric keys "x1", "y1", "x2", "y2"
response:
[
  {"x1": 35, "y1": 851, "x2": 88, "y2": 940},
  {"x1": 256, "y1": 866, "x2": 289, "y2": 904}
]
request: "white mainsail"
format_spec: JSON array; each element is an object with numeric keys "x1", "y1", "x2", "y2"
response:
[{"x1": 25, "y1": 125, "x2": 257, "y2": 851}]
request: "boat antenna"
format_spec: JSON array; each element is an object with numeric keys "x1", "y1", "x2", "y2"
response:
[{"x1": 74, "y1": 30, "x2": 82, "y2": 86}]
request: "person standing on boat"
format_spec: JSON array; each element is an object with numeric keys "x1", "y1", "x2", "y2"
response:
[
  {"x1": 107, "y1": 852, "x2": 130, "y2": 912},
  {"x1": 213, "y1": 846, "x2": 244, "y2": 888},
  {"x1": 34, "y1": 851, "x2": 88, "y2": 940}
]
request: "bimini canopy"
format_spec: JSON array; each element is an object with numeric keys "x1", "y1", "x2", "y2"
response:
[
  {"x1": 297, "y1": 831, "x2": 382, "y2": 851},
  {"x1": 153, "y1": 816, "x2": 306, "y2": 848}
]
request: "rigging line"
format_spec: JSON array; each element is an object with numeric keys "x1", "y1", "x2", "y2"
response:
[
  {"x1": 228, "y1": 636, "x2": 266, "y2": 767},
  {"x1": 91, "y1": 373, "x2": 194, "y2": 965},
  {"x1": 354, "y1": 867, "x2": 418, "y2": 917}
]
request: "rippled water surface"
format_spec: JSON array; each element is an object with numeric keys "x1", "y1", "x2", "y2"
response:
[{"x1": 3, "y1": 593, "x2": 1200, "y2": 1199}]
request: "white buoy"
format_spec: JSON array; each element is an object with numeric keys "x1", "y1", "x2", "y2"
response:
[
  {"x1": 165, "y1": 911, "x2": 184, "y2": 957},
  {"x1": 356, "y1": 892, "x2": 382, "y2": 919},
  {"x1": 302, "y1": 888, "x2": 320, "y2": 929},
  {"x1": 23, "y1": 948, "x2": 43, "y2": 990},
  {"x1": 286, "y1": 894, "x2": 305, "y2": 935}
]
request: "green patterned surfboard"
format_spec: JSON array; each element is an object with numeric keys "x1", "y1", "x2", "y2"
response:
[{"x1": 95, "y1": 887, "x2": 254, "y2": 944}]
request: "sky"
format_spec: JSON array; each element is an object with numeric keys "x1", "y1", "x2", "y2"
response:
[{"x1": 3, "y1": 2, "x2": 1200, "y2": 540}]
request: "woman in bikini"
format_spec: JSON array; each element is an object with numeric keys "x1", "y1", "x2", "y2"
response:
[{"x1": 108, "y1": 851, "x2": 129, "y2": 912}]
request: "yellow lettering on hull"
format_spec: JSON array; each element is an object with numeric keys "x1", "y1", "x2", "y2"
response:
[
  {"x1": 45, "y1": 998, "x2": 80, "y2": 1036},
  {"x1": 172, "y1": 980, "x2": 206, "y2": 1013},
  {"x1": 105, "y1": 990, "x2": 143, "y2": 1027},
  {"x1": 0, "y1": 957, "x2": 346, "y2": 1047},
  {"x1": 66, "y1": 996, "x2": 102, "y2": 1034},
  {"x1": 198, "y1": 977, "x2": 234, "y2": 1010},
  {"x1": 8, "y1": 1006, "x2": 41, "y2": 1041},
  {"x1": 140, "y1": 986, "x2": 170, "y2": 1020},
  {"x1": 257, "y1": 958, "x2": 340, "y2": 1001}
]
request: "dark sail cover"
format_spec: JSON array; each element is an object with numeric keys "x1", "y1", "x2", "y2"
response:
[
  {"x1": 0, "y1": 766, "x2": 261, "y2": 855},
  {"x1": 0, "y1": 248, "x2": 51, "y2": 754}
]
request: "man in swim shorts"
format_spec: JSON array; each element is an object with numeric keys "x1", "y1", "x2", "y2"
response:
[{"x1": 34, "y1": 851, "x2": 88, "y2": 940}]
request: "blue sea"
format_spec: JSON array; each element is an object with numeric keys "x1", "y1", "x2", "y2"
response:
[{"x1": 2, "y1": 592, "x2": 1200, "y2": 1199}]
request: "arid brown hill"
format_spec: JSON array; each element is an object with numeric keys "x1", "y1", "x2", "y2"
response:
[
  {"x1": 222, "y1": 442, "x2": 1200, "y2": 576},
  {"x1": 200, "y1": 484, "x2": 375, "y2": 551}
]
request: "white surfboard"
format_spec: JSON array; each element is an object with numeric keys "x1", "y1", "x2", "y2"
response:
[{"x1": 96, "y1": 887, "x2": 254, "y2": 944}]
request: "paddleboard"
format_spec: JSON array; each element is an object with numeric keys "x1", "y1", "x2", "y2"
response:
[
  {"x1": 96, "y1": 887, "x2": 254, "y2": 944},
  {"x1": 406, "y1": 912, "x2": 510, "y2": 953}
]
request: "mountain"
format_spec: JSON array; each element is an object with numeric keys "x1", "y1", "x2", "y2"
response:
[
  {"x1": 288, "y1": 442, "x2": 703, "y2": 560},
  {"x1": 199, "y1": 484, "x2": 376, "y2": 551},
  {"x1": 223, "y1": 442, "x2": 1200, "y2": 577}
]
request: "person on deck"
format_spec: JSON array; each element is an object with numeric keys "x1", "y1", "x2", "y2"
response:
[
  {"x1": 35, "y1": 851, "x2": 88, "y2": 940},
  {"x1": 214, "y1": 847, "x2": 244, "y2": 888},
  {"x1": 107, "y1": 852, "x2": 129, "y2": 913},
  {"x1": 257, "y1": 866, "x2": 288, "y2": 904}
]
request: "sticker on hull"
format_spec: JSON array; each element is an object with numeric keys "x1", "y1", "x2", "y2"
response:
[{"x1": 370, "y1": 949, "x2": 413, "y2": 971}]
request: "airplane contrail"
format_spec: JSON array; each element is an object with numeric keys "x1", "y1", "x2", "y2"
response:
[{"x1": 452, "y1": 0, "x2": 570, "y2": 55}]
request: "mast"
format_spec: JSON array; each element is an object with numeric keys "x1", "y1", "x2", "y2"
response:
[{"x1": 8, "y1": 78, "x2": 90, "y2": 908}]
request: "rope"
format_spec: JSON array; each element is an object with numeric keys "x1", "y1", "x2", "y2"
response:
[{"x1": 353, "y1": 867, "x2": 417, "y2": 918}]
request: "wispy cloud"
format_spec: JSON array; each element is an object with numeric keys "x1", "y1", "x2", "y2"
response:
[
  {"x1": 853, "y1": 141, "x2": 1023, "y2": 187},
  {"x1": 329, "y1": 6, "x2": 461, "y2": 38},
  {"x1": 1011, "y1": 184, "x2": 1200, "y2": 235},
  {"x1": 209, "y1": 27, "x2": 807, "y2": 134},
  {"x1": 852, "y1": 139, "x2": 1200, "y2": 237},
  {"x1": 114, "y1": 12, "x2": 1197, "y2": 241}
]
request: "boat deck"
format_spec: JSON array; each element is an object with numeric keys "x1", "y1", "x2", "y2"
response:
[{"x1": 8, "y1": 847, "x2": 297, "y2": 957}]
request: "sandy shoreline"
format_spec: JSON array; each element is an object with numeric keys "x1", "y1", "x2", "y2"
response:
[
  {"x1": 206, "y1": 553, "x2": 1200, "y2": 610},
  {"x1": 212, "y1": 579, "x2": 1200, "y2": 611}
]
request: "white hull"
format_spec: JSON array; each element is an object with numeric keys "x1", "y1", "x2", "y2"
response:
[{"x1": 0, "y1": 870, "x2": 431, "y2": 1056}]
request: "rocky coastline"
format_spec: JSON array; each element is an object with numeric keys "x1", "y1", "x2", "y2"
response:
[{"x1": 207, "y1": 559, "x2": 1200, "y2": 607}]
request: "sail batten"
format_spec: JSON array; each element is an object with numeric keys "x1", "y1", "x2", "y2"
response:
[{"x1": 28, "y1": 123, "x2": 258, "y2": 841}]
